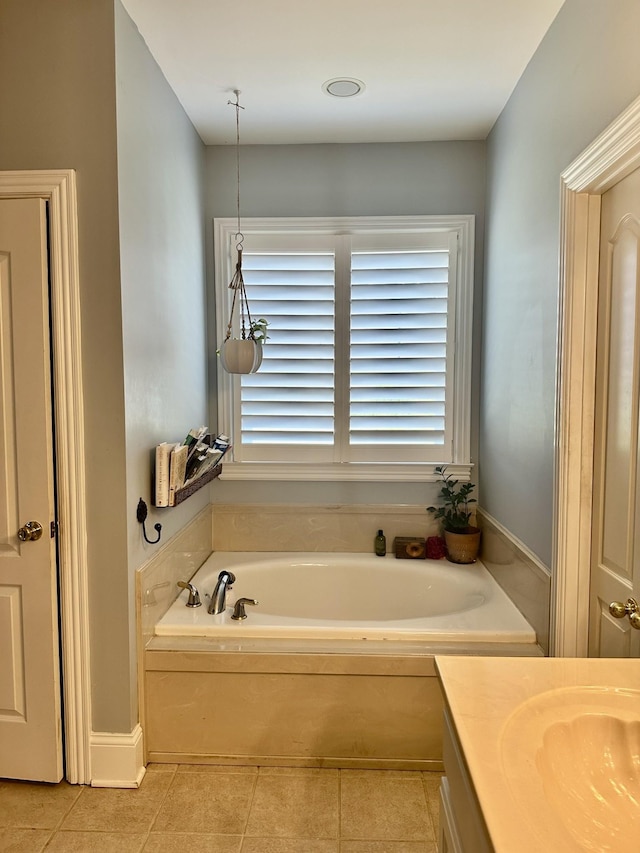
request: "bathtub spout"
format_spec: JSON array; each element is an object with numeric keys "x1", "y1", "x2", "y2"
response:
[{"x1": 208, "y1": 570, "x2": 236, "y2": 615}]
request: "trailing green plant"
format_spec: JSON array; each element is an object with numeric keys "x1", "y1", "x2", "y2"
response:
[
  {"x1": 427, "y1": 465, "x2": 477, "y2": 532},
  {"x1": 216, "y1": 317, "x2": 269, "y2": 355},
  {"x1": 250, "y1": 317, "x2": 269, "y2": 343}
]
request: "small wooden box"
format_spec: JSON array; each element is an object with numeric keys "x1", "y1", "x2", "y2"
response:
[{"x1": 393, "y1": 537, "x2": 427, "y2": 559}]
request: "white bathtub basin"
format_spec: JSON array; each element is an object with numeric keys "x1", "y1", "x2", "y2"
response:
[{"x1": 155, "y1": 551, "x2": 537, "y2": 642}]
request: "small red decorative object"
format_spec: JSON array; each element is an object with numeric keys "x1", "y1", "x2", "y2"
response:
[{"x1": 426, "y1": 536, "x2": 447, "y2": 560}]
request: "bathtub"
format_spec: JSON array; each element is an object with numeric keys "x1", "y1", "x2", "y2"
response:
[
  {"x1": 146, "y1": 550, "x2": 540, "y2": 768},
  {"x1": 155, "y1": 551, "x2": 537, "y2": 644}
]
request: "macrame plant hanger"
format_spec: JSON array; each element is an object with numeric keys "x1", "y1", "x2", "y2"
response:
[{"x1": 220, "y1": 90, "x2": 263, "y2": 374}]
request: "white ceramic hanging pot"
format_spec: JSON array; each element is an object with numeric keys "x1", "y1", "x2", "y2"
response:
[{"x1": 220, "y1": 338, "x2": 263, "y2": 374}]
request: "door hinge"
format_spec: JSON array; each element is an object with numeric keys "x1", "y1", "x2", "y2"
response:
[{"x1": 50, "y1": 520, "x2": 58, "y2": 538}]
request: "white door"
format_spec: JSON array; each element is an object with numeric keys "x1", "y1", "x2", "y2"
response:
[
  {"x1": 0, "y1": 197, "x2": 63, "y2": 780},
  {"x1": 589, "y1": 166, "x2": 640, "y2": 657}
]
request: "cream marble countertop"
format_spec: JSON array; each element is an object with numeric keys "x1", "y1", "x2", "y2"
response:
[{"x1": 435, "y1": 655, "x2": 640, "y2": 852}]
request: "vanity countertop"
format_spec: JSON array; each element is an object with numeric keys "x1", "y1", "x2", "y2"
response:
[{"x1": 435, "y1": 655, "x2": 640, "y2": 853}]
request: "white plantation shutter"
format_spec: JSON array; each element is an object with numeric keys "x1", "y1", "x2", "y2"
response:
[
  {"x1": 241, "y1": 249, "x2": 336, "y2": 460},
  {"x1": 215, "y1": 218, "x2": 472, "y2": 475},
  {"x1": 347, "y1": 233, "x2": 457, "y2": 462}
]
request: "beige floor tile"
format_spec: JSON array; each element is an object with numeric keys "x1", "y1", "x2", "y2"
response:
[
  {"x1": 146, "y1": 765, "x2": 178, "y2": 774},
  {"x1": 0, "y1": 828, "x2": 51, "y2": 852},
  {"x1": 340, "y1": 775, "x2": 433, "y2": 842},
  {"x1": 421, "y1": 774, "x2": 441, "y2": 827},
  {"x1": 143, "y1": 834, "x2": 242, "y2": 852},
  {"x1": 135, "y1": 771, "x2": 177, "y2": 798},
  {"x1": 257, "y1": 768, "x2": 339, "y2": 777},
  {"x1": 45, "y1": 830, "x2": 147, "y2": 851},
  {"x1": 242, "y1": 840, "x2": 338, "y2": 853},
  {"x1": 60, "y1": 773, "x2": 172, "y2": 834},
  {"x1": 0, "y1": 781, "x2": 81, "y2": 830},
  {"x1": 177, "y1": 765, "x2": 258, "y2": 775},
  {"x1": 421, "y1": 773, "x2": 443, "y2": 796},
  {"x1": 340, "y1": 843, "x2": 437, "y2": 853},
  {"x1": 340, "y1": 770, "x2": 423, "y2": 780},
  {"x1": 245, "y1": 773, "x2": 339, "y2": 839},
  {"x1": 152, "y1": 773, "x2": 255, "y2": 835}
]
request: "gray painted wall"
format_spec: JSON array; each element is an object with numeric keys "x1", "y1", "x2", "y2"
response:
[
  {"x1": 205, "y1": 141, "x2": 486, "y2": 506},
  {"x1": 0, "y1": 0, "x2": 209, "y2": 734},
  {"x1": 0, "y1": 0, "x2": 133, "y2": 732},
  {"x1": 114, "y1": 3, "x2": 209, "y2": 724},
  {"x1": 480, "y1": 0, "x2": 640, "y2": 568}
]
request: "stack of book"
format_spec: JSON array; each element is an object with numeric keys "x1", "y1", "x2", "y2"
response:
[{"x1": 154, "y1": 428, "x2": 230, "y2": 507}]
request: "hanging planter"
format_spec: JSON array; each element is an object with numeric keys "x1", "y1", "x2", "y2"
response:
[
  {"x1": 219, "y1": 91, "x2": 268, "y2": 376},
  {"x1": 220, "y1": 337, "x2": 263, "y2": 374},
  {"x1": 220, "y1": 249, "x2": 269, "y2": 374}
]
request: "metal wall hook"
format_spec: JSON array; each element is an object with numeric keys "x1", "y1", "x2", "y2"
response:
[{"x1": 136, "y1": 498, "x2": 162, "y2": 545}]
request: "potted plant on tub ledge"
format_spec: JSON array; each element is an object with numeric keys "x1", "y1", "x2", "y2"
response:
[{"x1": 427, "y1": 466, "x2": 480, "y2": 564}]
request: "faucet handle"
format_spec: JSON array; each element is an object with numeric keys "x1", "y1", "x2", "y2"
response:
[
  {"x1": 177, "y1": 581, "x2": 201, "y2": 607},
  {"x1": 231, "y1": 597, "x2": 258, "y2": 621}
]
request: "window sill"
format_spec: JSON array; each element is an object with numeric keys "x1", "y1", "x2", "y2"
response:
[{"x1": 219, "y1": 462, "x2": 473, "y2": 482}]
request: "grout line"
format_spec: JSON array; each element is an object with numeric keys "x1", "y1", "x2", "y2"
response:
[
  {"x1": 239, "y1": 763, "x2": 260, "y2": 840},
  {"x1": 337, "y1": 768, "x2": 342, "y2": 841},
  {"x1": 146, "y1": 762, "x2": 178, "y2": 837},
  {"x1": 39, "y1": 830, "x2": 56, "y2": 852},
  {"x1": 52, "y1": 782, "x2": 84, "y2": 832}
]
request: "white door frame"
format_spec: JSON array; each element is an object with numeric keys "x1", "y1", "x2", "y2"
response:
[
  {"x1": 0, "y1": 170, "x2": 92, "y2": 783},
  {"x1": 553, "y1": 96, "x2": 640, "y2": 656}
]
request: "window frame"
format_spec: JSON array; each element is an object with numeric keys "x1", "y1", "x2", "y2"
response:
[{"x1": 213, "y1": 215, "x2": 474, "y2": 482}]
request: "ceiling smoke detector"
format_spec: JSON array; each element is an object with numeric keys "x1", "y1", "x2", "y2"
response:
[{"x1": 322, "y1": 78, "x2": 365, "y2": 98}]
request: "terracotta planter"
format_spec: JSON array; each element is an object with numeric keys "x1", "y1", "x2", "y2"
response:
[
  {"x1": 444, "y1": 526, "x2": 481, "y2": 564},
  {"x1": 220, "y1": 339, "x2": 263, "y2": 374}
]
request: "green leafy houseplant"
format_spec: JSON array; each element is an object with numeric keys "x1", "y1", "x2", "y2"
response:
[
  {"x1": 427, "y1": 466, "x2": 476, "y2": 531},
  {"x1": 250, "y1": 317, "x2": 269, "y2": 343},
  {"x1": 427, "y1": 466, "x2": 480, "y2": 563}
]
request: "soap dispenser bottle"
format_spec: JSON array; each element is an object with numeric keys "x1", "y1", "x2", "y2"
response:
[{"x1": 374, "y1": 529, "x2": 386, "y2": 557}]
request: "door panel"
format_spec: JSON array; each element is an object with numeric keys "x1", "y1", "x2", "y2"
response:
[
  {"x1": 0, "y1": 198, "x2": 62, "y2": 780},
  {"x1": 589, "y1": 167, "x2": 640, "y2": 657}
]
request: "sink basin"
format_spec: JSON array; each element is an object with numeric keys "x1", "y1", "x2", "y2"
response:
[{"x1": 500, "y1": 686, "x2": 640, "y2": 852}]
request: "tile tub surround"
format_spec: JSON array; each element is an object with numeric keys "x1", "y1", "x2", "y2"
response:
[
  {"x1": 211, "y1": 503, "x2": 440, "y2": 553},
  {"x1": 136, "y1": 505, "x2": 213, "y2": 769},
  {"x1": 477, "y1": 508, "x2": 551, "y2": 654},
  {"x1": 144, "y1": 639, "x2": 542, "y2": 770},
  {"x1": 0, "y1": 765, "x2": 442, "y2": 852},
  {"x1": 136, "y1": 505, "x2": 213, "y2": 650},
  {"x1": 435, "y1": 656, "x2": 640, "y2": 853}
]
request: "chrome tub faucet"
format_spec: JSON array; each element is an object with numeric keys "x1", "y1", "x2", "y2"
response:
[{"x1": 208, "y1": 570, "x2": 236, "y2": 615}]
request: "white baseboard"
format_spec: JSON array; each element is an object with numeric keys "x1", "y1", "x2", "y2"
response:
[{"x1": 90, "y1": 724, "x2": 145, "y2": 788}]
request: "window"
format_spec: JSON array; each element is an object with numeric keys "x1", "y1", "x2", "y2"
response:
[{"x1": 214, "y1": 216, "x2": 474, "y2": 481}]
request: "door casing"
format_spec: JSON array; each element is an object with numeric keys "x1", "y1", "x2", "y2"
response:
[
  {"x1": 0, "y1": 170, "x2": 92, "y2": 783},
  {"x1": 554, "y1": 95, "x2": 640, "y2": 656}
]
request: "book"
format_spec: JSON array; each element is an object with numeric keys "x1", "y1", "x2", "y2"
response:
[
  {"x1": 168, "y1": 444, "x2": 189, "y2": 506},
  {"x1": 183, "y1": 426, "x2": 209, "y2": 461},
  {"x1": 154, "y1": 442, "x2": 173, "y2": 507}
]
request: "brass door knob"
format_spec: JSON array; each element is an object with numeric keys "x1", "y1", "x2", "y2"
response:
[
  {"x1": 629, "y1": 610, "x2": 640, "y2": 630},
  {"x1": 609, "y1": 597, "x2": 639, "y2": 627},
  {"x1": 17, "y1": 521, "x2": 43, "y2": 542}
]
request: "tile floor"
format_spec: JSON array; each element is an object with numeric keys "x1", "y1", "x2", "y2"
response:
[{"x1": 0, "y1": 765, "x2": 442, "y2": 852}]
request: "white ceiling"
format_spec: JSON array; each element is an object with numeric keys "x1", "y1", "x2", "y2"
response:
[{"x1": 120, "y1": 0, "x2": 565, "y2": 146}]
